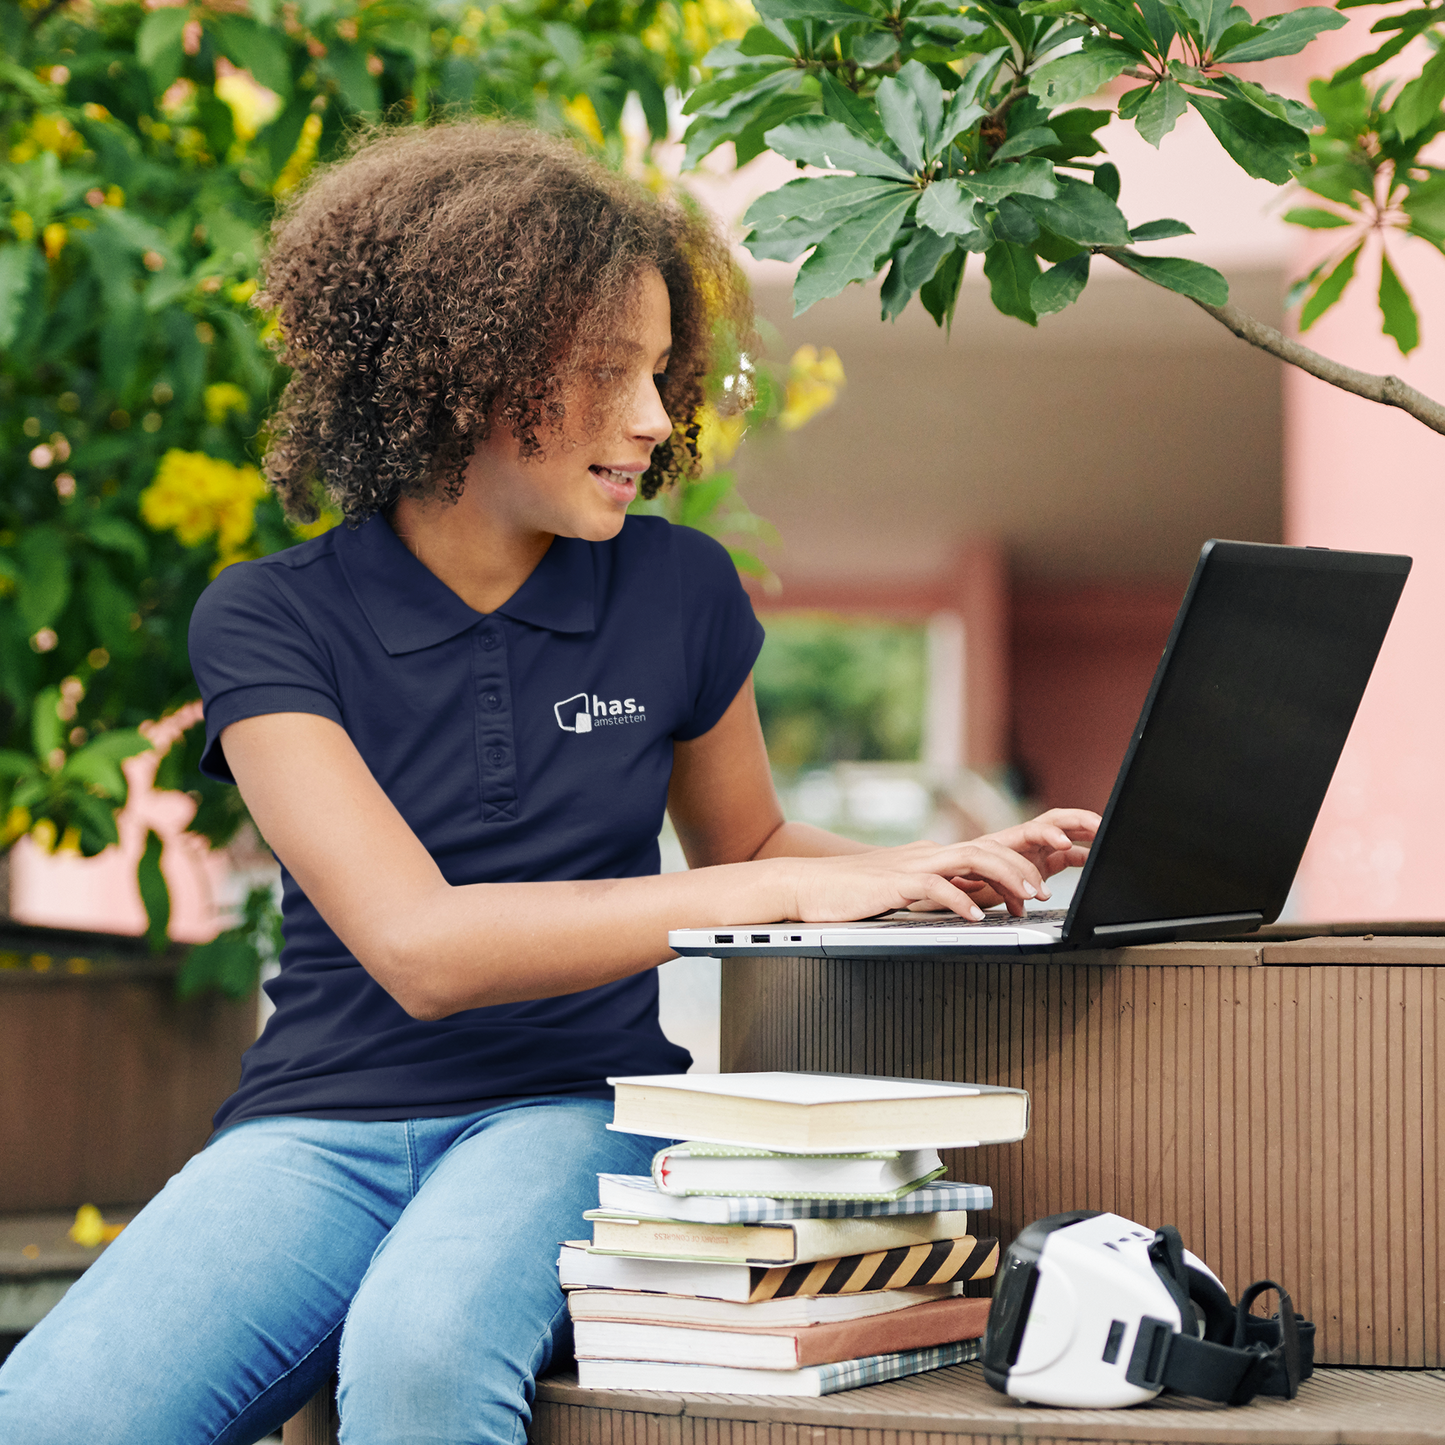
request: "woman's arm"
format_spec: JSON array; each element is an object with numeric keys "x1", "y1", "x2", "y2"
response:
[{"x1": 220, "y1": 685, "x2": 1057, "y2": 1021}]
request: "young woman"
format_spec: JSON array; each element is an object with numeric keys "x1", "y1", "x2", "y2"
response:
[{"x1": 0, "y1": 123, "x2": 1097, "y2": 1444}]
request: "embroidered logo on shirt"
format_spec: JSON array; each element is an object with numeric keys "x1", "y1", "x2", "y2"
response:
[{"x1": 554, "y1": 692, "x2": 647, "y2": 733}]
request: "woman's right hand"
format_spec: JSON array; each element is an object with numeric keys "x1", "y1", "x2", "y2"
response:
[{"x1": 783, "y1": 837, "x2": 1050, "y2": 924}]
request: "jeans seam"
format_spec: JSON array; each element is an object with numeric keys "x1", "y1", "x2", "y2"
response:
[
  {"x1": 405, "y1": 1119, "x2": 419, "y2": 1198},
  {"x1": 205, "y1": 1317, "x2": 341, "y2": 1445}
]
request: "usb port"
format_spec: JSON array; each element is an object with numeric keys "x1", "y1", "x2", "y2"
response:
[
  {"x1": 751, "y1": 933, "x2": 770, "y2": 943},
  {"x1": 791, "y1": 935, "x2": 802, "y2": 942},
  {"x1": 714, "y1": 934, "x2": 734, "y2": 944}
]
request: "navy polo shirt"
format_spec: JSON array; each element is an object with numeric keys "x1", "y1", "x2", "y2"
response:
[{"x1": 188, "y1": 513, "x2": 764, "y2": 1131}]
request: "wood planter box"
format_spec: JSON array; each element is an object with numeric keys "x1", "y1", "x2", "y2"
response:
[
  {"x1": 719, "y1": 930, "x2": 1445, "y2": 1369},
  {"x1": 0, "y1": 921, "x2": 256, "y2": 1213}
]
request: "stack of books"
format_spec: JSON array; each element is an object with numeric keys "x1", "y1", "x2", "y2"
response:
[{"x1": 558, "y1": 1071, "x2": 1029, "y2": 1396}]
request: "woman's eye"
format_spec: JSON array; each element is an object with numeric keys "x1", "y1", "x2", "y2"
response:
[{"x1": 652, "y1": 373, "x2": 668, "y2": 387}]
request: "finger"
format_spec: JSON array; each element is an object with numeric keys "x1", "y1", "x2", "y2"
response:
[
  {"x1": 910, "y1": 874, "x2": 985, "y2": 920},
  {"x1": 941, "y1": 842, "x2": 1047, "y2": 915}
]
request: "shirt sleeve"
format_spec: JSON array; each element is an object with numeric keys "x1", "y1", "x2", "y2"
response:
[
  {"x1": 187, "y1": 559, "x2": 344, "y2": 782},
  {"x1": 671, "y1": 525, "x2": 767, "y2": 742}
]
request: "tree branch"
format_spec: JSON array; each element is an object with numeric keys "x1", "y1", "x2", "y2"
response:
[{"x1": 1104, "y1": 268, "x2": 1445, "y2": 436}]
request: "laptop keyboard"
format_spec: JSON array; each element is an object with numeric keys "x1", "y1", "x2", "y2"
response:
[{"x1": 865, "y1": 909, "x2": 1069, "y2": 929}]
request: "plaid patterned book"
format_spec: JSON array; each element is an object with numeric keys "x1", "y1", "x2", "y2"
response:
[
  {"x1": 597, "y1": 1175, "x2": 994, "y2": 1224},
  {"x1": 575, "y1": 1339, "x2": 981, "y2": 1395}
]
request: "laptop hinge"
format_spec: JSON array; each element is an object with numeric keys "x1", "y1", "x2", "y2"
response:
[{"x1": 1088, "y1": 912, "x2": 1265, "y2": 946}]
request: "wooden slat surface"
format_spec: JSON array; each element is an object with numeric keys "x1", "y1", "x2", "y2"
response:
[
  {"x1": 718, "y1": 954, "x2": 1445, "y2": 1367},
  {"x1": 532, "y1": 1364, "x2": 1445, "y2": 1445}
]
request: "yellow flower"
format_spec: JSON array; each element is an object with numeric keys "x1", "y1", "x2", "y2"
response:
[
  {"x1": 140, "y1": 449, "x2": 267, "y2": 558},
  {"x1": 11, "y1": 210, "x2": 34, "y2": 243},
  {"x1": 69, "y1": 1204, "x2": 125, "y2": 1249},
  {"x1": 105, "y1": 184, "x2": 124, "y2": 207},
  {"x1": 562, "y1": 94, "x2": 605, "y2": 147},
  {"x1": 42, "y1": 222, "x2": 67, "y2": 262},
  {"x1": 274, "y1": 113, "x2": 322, "y2": 196},
  {"x1": 293, "y1": 507, "x2": 342, "y2": 540},
  {"x1": 204, "y1": 382, "x2": 250, "y2": 426},
  {"x1": 696, "y1": 404, "x2": 747, "y2": 471},
  {"x1": 0, "y1": 806, "x2": 31, "y2": 846},
  {"x1": 214, "y1": 61, "x2": 283, "y2": 144},
  {"x1": 13, "y1": 114, "x2": 83, "y2": 164},
  {"x1": 229, "y1": 278, "x2": 257, "y2": 304},
  {"x1": 779, "y1": 344, "x2": 845, "y2": 431}
]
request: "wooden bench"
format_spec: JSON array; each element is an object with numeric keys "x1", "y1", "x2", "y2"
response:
[{"x1": 274, "y1": 925, "x2": 1443, "y2": 1440}]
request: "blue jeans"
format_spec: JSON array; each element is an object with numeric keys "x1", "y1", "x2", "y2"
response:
[{"x1": 0, "y1": 1096, "x2": 655, "y2": 1445}]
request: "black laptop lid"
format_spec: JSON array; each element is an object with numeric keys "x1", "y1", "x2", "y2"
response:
[{"x1": 1063, "y1": 541, "x2": 1410, "y2": 948}]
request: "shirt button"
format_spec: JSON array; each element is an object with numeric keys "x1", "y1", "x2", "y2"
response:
[
  {"x1": 486, "y1": 747, "x2": 506, "y2": 766},
  {"x1": 480, "y1": 632, "x2": 499, "y2": 651},
  {"x1": 483, "y1": 692, "x2": 501, "y2": 710}
]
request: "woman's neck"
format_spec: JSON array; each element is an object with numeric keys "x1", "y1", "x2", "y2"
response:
[{"x1": 389, "y1": 494, "x2": 553, "y2": 616}]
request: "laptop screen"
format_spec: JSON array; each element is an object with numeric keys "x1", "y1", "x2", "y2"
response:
[{"x1": 1064, "y1": 541, "x2": 1410, "y2": 946}]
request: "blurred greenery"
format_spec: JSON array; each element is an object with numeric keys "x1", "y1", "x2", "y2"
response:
[
  {"x1": 753, "y1": 613, "x2": 925, "y2": 770},
  {"x1": 0, "y1": 0, "x2": 837, "y2": 996}
]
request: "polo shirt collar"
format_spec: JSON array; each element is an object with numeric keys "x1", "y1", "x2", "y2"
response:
[{"x1": 337, "y1": 514, "x2": 596, "y2": 655}]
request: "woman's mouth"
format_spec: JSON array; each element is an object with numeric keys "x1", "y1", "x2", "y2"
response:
[{"x1": 589, "y1": 465, "x2": 638, "y2": 503}]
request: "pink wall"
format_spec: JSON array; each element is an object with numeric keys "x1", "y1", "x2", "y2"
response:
[{"x1": 1279, "y1": 20, "x2": 1445, "y2": 921}]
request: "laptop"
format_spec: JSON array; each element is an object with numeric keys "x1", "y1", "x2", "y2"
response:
[{"x1": 670, "y1": 540, "x2": 1411, "y2": 959}]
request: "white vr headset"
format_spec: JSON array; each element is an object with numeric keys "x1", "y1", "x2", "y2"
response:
[{"x1": 981, "y1": 1210, "x2": 1312, "y2": 1409}]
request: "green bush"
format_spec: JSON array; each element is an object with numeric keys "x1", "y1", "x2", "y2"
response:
[{"x1": 0, "y1": 0, "x2": 788, "y2": 992}]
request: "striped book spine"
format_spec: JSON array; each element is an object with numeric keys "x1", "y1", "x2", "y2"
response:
[{"x1": 747, "y1": 1235, "x2": 998, "y2": 1301}]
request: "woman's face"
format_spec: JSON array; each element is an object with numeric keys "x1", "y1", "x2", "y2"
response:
[{"x1": 464, "y1": 267, "x2": 674, "y2": 543}]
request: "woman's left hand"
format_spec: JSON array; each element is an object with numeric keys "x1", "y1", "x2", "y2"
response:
[{"x1": 911, "y1": 807, "x2": 1101, "y2": 915}]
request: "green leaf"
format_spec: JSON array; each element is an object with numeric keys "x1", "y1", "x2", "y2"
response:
[
  {"x1": 61, "y1": 745, "x2": 129, "y2": 802},
  {"x1": 792, "y1": 191, "x2": 919, "y2": 313},
  {"x1": 1391, "y1": 48, "x2": 1445, "y2": 142},
  {"x1": 1212, "y1": 5, "x2": 1346, "y2": 62},
  {"x1": 82, "y1": 516, "x2": 150, "y2": 568},
  {"x1": 992, "y1": 196, "x2": 1041, "y2": 243},
  {"x1": 0, "y1": 243, "x2": 34, "y2": 352},
  {"x1": 1298, "y1": 242, "x2": 1362, "y2": 330},
  {"x1": 897, "y1": 60, "x2": 947, "y2": 152},
  {"x1": 876, "y1": 74, "x2": 928, "y2": 171},
  {"x1": 1076, "y1": 0, "x2": 1157, "y2": 50},
  {"x1": 851, "y1": 30, "x2": 900, "y2": 65},
  {"x1": 1020, "y1": 175, "x2": 1132, "y2": 244},
  {"x1": 734, "y1": 95, "x2": 818, "y2": 167},
  {"x1": 740, "y1": 23, "x2": 800, "y2": 57},
  {"x1": 983, "y1": 240, "x2": 1041, "y2": 325},
  {"x1": 939, "y1": 87, "x2": 987, "y2": 148},
  {"x1": 919, "y1": 245, "x2": 967, "y2": 331},
  {"x1": 1030, "y1": 41, "x2": 1138, "y2": 105},
  {"x1": 684, "y1": 66, "x2": 793, "y2": 116},
  {"x1": 322, "y1": 43, "x2": 382, "y2": 117},
  {"x1": 1136, "y1": 77, "x2": 1188, "y2": 146},
  {"x1": 177, "y1": 933, "x2": 262, "y2": 1001},
  {"x1": 745, "y1": 175, "x2": 909, "y2": 227},
  {"x1": 991, "y1": 127, "x2": 1059, "y2": 161},
  {"x1": 1130, "y1": 218, "x2": 1194, "y2": 240},
  {"x1": 916, "y1": 178, "x2": 988, "y2": 240},
  {"x1": 1377, "y1": 251, "x2": 1419, "y2": 355},
  {"x1": 1105, "y1": 248, "x2": 1230, "y2": 304},
  {"x1": 80, "y1": 729, "x2": 153, "y2": 764},
  {"x1": 136, "y1": 8, "x2": 187, "y2": 92},
  {"x1": 68, "y1": 794, "x2": 120, "y2": 856},
  {"x1": 1186, "y1": 94, "x2": 1308, "y2": 183},
  {"x1": 964, "y1": 156, "x2": 1058, "y2": 202},
  {"x1": 1136, "y1": 0, "x2": 1179, "y2": 54},
  {"x1": 16, "y1": 526, "x2": 69, "y2": 635},
  {"x1": 32, "y1": 688, "x2": 63, "y2": 762},
  {"x1": 1032, "y1": 252, "x2": 1091, "y2": 314},
  {"x1": 1330, "y1": 30, "x2": 1412, "y2": 85},
  {"x1": 138, "y1": 828, "x2": 171, "y2": 955},
  {"x1": 210, "y1": 15, "x2": 293, "y2": 96},
  {"x1": 1094, "y1": 162, "x2": 1121, "y2": 200},
  {"x1": 1175, "y1": 0, "x2": 1234, "y2": 52},
  {"x1": 754, "y1": 0, "x2": 875, "y2": 20},
  {"x1": 1403, "y1": 175, "x2": 1445, "y2": 239},
  {"x1": 0, "y1": 751, "x2": 39, "y2": 783},
  {"x1": 1283, "y1": 207, "x2": 1354, "y2": 230},
  {"x1": 765, "y1": 115, "x2": 914, "y2": 179},
  {"x1": 819, "y1": 70, "x2": 887, "y2": 140},
  {"x1": 83, "y1": 559, "x2": 137, "y2": 659},
  {"x1": 882, "y1": 227, "x2": 951, "y2": 320}
]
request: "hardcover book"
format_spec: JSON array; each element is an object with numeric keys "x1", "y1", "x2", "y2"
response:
[
  {"x1": 607, "y1": 1072, "x2": 1029, "y2": 1151},
  {"x1": 650, "y1": 1144, "x2": 945, "y2": 1199}
]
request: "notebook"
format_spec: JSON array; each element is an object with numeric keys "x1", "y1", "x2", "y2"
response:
[{"x1": 669, "y1": 540, "x2": 1410, "y2": 957}]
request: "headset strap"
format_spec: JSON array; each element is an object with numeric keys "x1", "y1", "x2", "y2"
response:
[{"x1": 1134, "y1": 1236, "x2": 1303, "y2": 1406}]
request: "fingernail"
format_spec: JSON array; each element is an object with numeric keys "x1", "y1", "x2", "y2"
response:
[
  {"x1": 969, "y1": 907, "x2": 984, "y2": 920},
  {"x1": 1022, "y1": 882, "x2": 1037, "y2": 898},
  {"x1": 1038, "y1": 888, "x2": 1050, "y2": 900}
]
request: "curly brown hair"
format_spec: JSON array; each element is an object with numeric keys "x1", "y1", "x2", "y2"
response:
[{"x1": 257, "y1": 120, "x2": 753, "y2": 524}]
